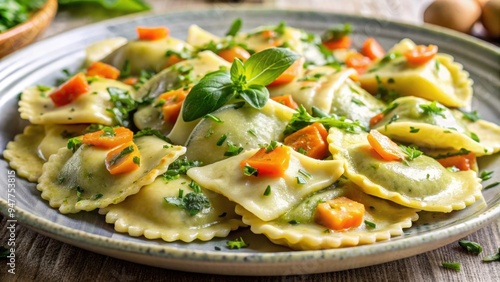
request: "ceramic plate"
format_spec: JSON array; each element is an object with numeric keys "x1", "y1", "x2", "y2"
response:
[{"x1": 0, "y1": 9, "x2": 499, "y2": 276}]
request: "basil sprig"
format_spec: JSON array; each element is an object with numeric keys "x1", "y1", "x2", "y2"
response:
[{"x1": 182, "y1": 48, "x2": 300, "y2": 121}]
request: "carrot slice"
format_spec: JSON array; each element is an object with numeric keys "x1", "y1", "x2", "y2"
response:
[
  {"x1": 369, "y1": 112, "x2": 385, "y2": 127},
  {"x1": 367, "y1": 130, "x2": 405, "y2": 161},
  {"x1": 314, "y1": 197, "x2": 365, "y2": 231},
  {"x1": 218, "y1": 46, "x2": 251, "y2": 63},
  {"x1": 267, "y1": 57, "x2": 304, "y2": 87},
  {"x1": 82, "y1": 127, "x2": 134, "y2": 149},
  {"x1": 49, "y1": 73, "x2": 90, "y2": 107},
  {"x1": 165, "y1": 54, "x2": 184, "y2": 67},
  {"x1": 136, "y1": 26, "x2": 170, "y2": 41},
  {"x1": 105, "y1": 141, "x2": 141, "y2": 175},
  {"x1": 271, "y1": 94, "x2": 299, "y2": 109},
  {"x1": 86, "y1": 62, "x2": 120, "y2": 80},
  {"x1": 345, "y1": 52, "x2": 372, "y2": 74},
  {"x1": 121, "y1": 77, "x2": 138, "y2": 86},
  {"x1": 261, "y1": 29, "x2": 276, "y2": 39},
  {"x1": 284, "y1": 122, "x2": 329, "y2": 159},
  {"x1": 240, "y1": 146, "x2": 291, "y2": 178},
  {"x1": 404, "y1": 44, "x2": 438, "y2": 66},
  {"x1": 361, "y1": 37, "x2": 385, "y2": 60},
  {"x1": 158, "y1": 88, "x2": 190, "y2": 124},
  {"x1": 437, "y1": 153, "x2": 476, "y2": 171},
  {"x1": 322, "y1": 35, "x2": 352, "y2": 50}
]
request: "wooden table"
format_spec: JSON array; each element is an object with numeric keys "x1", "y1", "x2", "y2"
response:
[{"x1": 1, "y1": 0, "x2": 499, "y2": 281}]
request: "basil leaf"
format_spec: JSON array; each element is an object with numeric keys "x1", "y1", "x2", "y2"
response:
[
  {"x1": 226, "y1": 18, "x2": 242, "y2": 36},
  {"x1": 182, "y1": 70, "x2": 235, "y2": 121},
  {"x1": 244, "y1": 48, "x2": 300, "y2": 86},
  {"x1": 230, "y1": 58, "x2": 245, "y2": 85},
  {"x1": 58, "y1": 0, "x2": 150, "y2": 12},
  {"x1": 240, "y1": 84, "x2": 269, "y2": 109}
]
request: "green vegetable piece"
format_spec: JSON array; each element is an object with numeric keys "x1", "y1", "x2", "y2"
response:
[
  {"x1": 483, "y1": 248, "x2": 500, "y2": 262},
  {"x1": 226, "y1": 237, "x2": 248, "y2": 249},
  {"x1": 458, "y1": 240, "x2": 482, "y2": 255},
  {"x1": 441, "y1": 262, "x2": 461, "y2": 271},
  {"x1": 58, "y1": 0, "x2": 150, "y2": 12}
]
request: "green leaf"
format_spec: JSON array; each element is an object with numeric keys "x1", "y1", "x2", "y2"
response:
[
  {"x1": 244, "y1": 48, "x2": 300, "y2": 86},
  {"x1": 458, "y1": 240, "x2": 482, "y2": 255},
  {"x1": 182, "y1": 70, "x2": 235, "y2": 121},
  {"x1": 225, "y1": 18, "x2": 242, "y2": 36},
  {"x1": 441, "y1": 262, "x2": 461, "y2": 271},
  {"x1": 240, "y1": 84, "x2": 269, "y2": 109},
  {"x1": 58, "y1": 0, "x2": 150, "y2": 12},
  {"x1": 483, "y1": 248, "x2": 500, "y2": 262},
  {"x1": 230, "y1": 58, "x2": 245, "y2": 84}
]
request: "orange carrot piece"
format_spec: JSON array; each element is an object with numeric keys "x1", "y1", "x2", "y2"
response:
[
  {"x1": 367, "y1": 130, "x2": 405, "y2": 161},
  {"x1": 345, "y1": 52, "x2": 372, "y2": 74},
  {"x1": 267, "y1": 57, "x2": 304, "y2": 87},
  {"x1": 49, "y1": 73, "x2": 90, "y2": 107},
  {"x1": 314, "y1": 197, "x2": 365, "y2": 231},
  {"x1": 136, "y1": 26, "x2": 170, "y2": 41},
  {"x1": 218, "y1": 46, "x2": 251, "y2": 63},
  {"x1": 404, "y1": 44, "x2": 438, "y2": 66},
  {"x1": 322, "y1": 35, "x2": 352, "y2": 50},
  {"x1": 284, "y1": 122, "x2": 329, "y2": 159},
  {"x1": 82, "y1": 127, "x2": 134, "y2": 149},
  {"x1": 369, "y1": 112, "x2": 385, "y2": 127},
  {"x1": 105, "y1": 141, "x2": 140, "y2": 175},
  {"x1": 361, "y1": 37, "x2": 385, "y2": 60},
  {"x1": 271, "y1": 94, "x2": 299, "y2": 109},
  {"x1": 86, "y1": 62, "x2": 120, "y2": 80},
  {"x1": 121, "y1": 77, "x2": 138, "y2": 86},
  {"x1": 240, "y1": 146, "x2": 291, "y2": 178},
  {"x1": 261, "y1": 29, "x2": 276, "y2": 39},
  {"x1": 158, "y1": 88, "x2": 190, "y2": 124},
  {"x1": 437, "y1": 153, "x2": 476, "y2": 171},
  {"x1": 165, "y1": 54, "x2": 184, "y2": 67}
]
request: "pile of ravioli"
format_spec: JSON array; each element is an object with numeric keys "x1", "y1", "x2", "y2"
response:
[{"x1": 4, "y1": 22, "x2": 500, "y2": 250}]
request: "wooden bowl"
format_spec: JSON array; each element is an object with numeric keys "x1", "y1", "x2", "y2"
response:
[{"x1": 0, "y1": 0, "x2": 58, "y2": 58}]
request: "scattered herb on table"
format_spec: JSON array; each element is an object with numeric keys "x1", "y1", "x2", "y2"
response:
[
  {"x1": 483, "y1": 248, "x2": 500, "y2": 262},
  {"x1": 441, "y1": 262, "x2": 461, "y2": 271},
  {"x1": 458, "y1": 240, "x2": 482, "y2": 255}
]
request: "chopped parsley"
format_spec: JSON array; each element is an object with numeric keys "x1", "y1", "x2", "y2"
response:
[
  {"x1": 134, "y1": 128, "x2": 170, "y2": 142},
  {"x1": 321, "y1": 23, "x2": 352, "y2": 42},
  {"x1": 67, "y1": 137, "x2": 82, "y2": 153},
  {"x1": 382, "y1": 102, "x2": 399, "y2": 115},
  {"x1": 484, "y1": 182, "x2": 500, "y2": 190},
  {"x1": 92, "y1": 193, "x2": 103, "y2": 200},
  {"x1": 224, "y1": 141, "x2": 244, "y2": 156},
  {"x1": 133, "y1": 156, "x2": 140, "y2": 165},
  {"x1": 298, "y1": 169, "x2": 312, "y2": 179},
  {"x1": 409, "y1": 126, "x2": 420, "y2": 133},
  {"x1": 470, "y1": 132, "x2": 480, "y2": 142},
  {"x1": 419, "y1": 101, "x2": 445, "y2": 118},
  {"x1": 76, "y1": 186, "x2": 84, "y2": 202},
  {"x1": 296, "y1": 176, "x2": 307, "y2": 184},
  {"x1": 226, "y1": 237, "x2": 248, "y2": 249},
  {"x1": 297, "y1": 147, "x2": 308, "y2": 155},
  {"x1": 441, "y1": 262, "x2": 461, "y2": 271},
  {"x1": 434, "y1": 148, "x2": 471, "y2": 159},
  {"x1": 351, "y1": 97, "x2": 365, "y2": 106},
  {"x1": 479, "y1": 171, "x2": 493, "y2": 182},
  {"x1": 108, "y1": 145, "x2": 134, "y2": 166},
  {"x1": 100, "y1": 126, "x2": 116, "y2": 138},
  {"x1": 106, "y1": 87, "x2": 138, "y2": 127},
  {"x1": 263, "y1": 185, "x2": 271, "y2": 196},
  {"x1": 216, "y1": 134, "x2": 228, "y2": 146},
  {"x1": 264, "y1": 140, "x2": 279, "y2": 153},
  {"x1": 458, "y1": 240, "x2": 482, "y2": 255},
  {"x1": 374, "y1": 75, "x2": 400, "y2": 103},
  {"x1": 205, "y1": 113, "x2": 224, "y2": 123},
  {"x1": 460, "y1": 109, "x2": 480, "y2": 122},
  {"x1": 483, "y1": 248, "x2": 500, "y2": 262},
  {"x1": 247, "y1": 129, "x2": 257, "y2": 137},
  {"x1": 364, "y1": 220, "x2": 376, "y2": 229},
  {"x1": 164, "y1": 181, "x2": 210, "y2": 216},
  {"x1": 243, "y1": 164, "x2": 258, "y2": 176},
  {"x1": 288, "y1": 219, "x2": 299, "y2": 225},
  {"x1": 399, "y1": 144, "x2": 423, "y2": 162},
  {"x1": 161, "y1": 157, "x2": 201, "y2": 181}
]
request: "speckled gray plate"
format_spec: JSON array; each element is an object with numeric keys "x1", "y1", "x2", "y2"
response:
[{"x1": 0, "y1": 8, "x2": 499, "y2": 276}]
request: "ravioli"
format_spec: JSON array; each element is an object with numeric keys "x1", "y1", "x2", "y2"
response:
[
  {"x1": 102, "y1": 36, "x2": 193, "y2": 74},
  {"x1": 328, "y1": 127, "x2": 482, "y2": 212},
  {"x1": 359, "y1": 39, "x2": 473, "y2": 108},
  {"x1": 38, "y1": 124, "x2": 89, "y2": 161},
  {"x1": 184, "y1": 100, "x2": 295, "y2": 164},
  {"x1": 19, "y1": 77, "x2": 136, "y2": 125},
  {"x1": 37, "y1": 136, "x2": 186, "y2": 214},
  {"x1": 100, "y1": 175, "x2": 244, "y2": 242},
  {"x1": 187, "y1": 147, "x2": 344, "y2": 221},
  {"x1": 372, "y1": 96, "x2": 496, "y2": 156},
  {"x1": 3, "y1": 125, "x2": 46, "y2": 182},
  {"x1": 84, "y1": 37, "x2": 128, "y2": 66},
  {"x1": 236, "y1": 179, "x2": 418, "y2": 250},
  {"x1": 133, "y1": 51, "x2": 231, "y2": 135}
]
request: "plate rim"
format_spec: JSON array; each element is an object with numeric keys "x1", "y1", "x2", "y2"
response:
[{"x1": 0, "y1": 7, "x2": 499, "y2": 275}]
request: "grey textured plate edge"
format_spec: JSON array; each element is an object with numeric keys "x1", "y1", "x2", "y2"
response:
[{"x1": 0, "y1": 8, "x2": 499, "y2": 276}]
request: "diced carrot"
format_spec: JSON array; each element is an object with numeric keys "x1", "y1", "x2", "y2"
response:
[
  {"x1": 404, "y1": 44, "x2": 438, "y2": 66},
  {"x1": 437, "y1": 152, "x2": 476, "y2": 171},
  {"x1": 121, "y1": 77, "x2": 138, "y2": 86},
  {"x1": 86, "y1": 62, "x2": 120, "y2": 80},
  {"x1": 322, "y1": 35, "x2": 352, "y2": 50},
  {"x1": 345, "y1": 52, "x2": 372, "y2": 74},
  {"x1": 49, "y1": 73, "x2": 90, "y2": 107},
  {"x1": 369, "y1": 112, "x2": 385, "y2": 127},
  {"x1": 217, "y1": 46, "x2": 251, "y2": 63},
  {"x1": 82, "y1": 127, "x2": 134, "y2": 149},
  {"x1": 261, "y1": 29, "x2": 276, "y2": 39},
  {"x1": 240, "y1": 146, "x2": 291, "y2": 178},
  {"x1": 284, "y1": 122, "x2": 329, "y2": 159},
  {"x1": 158, "y1": 88, "x2": 190, "y2": 124},
  {"x1": 314, "y1": 197, "x2": 365, "y2": 231},
  {"x1": 136, "y1": 26, "x2": 170, "y2": 41},
  {"x1": 271, "y1": 94, "x2": 299, "y2": 109},
  {"x1": 367, "y1": 130, "x2": 405, "y2": 161},
  {"x1": 361, "y1": 37, "x2": 385, "y2": 60},
  {"x1": 165, "y1": 54, "x2": 184, "y2": 67},
  {"x1": 105, "y1": 141, "x2": 141, "y2": 175},
  {"x1": 267, "y1": 57, "x2": 305, "y2": 87}
]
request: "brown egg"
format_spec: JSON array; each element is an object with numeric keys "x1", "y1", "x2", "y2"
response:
[
  {"x1": 482, "y1": 0, "x2": 500, "y2": 37},
  {"x1": 424, "y1": 0, "x2": 482, "y2": 33}
]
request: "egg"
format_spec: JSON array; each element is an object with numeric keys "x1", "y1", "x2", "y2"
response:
[
  {"x1": 424, "y1": 0, "x2": 482, "y2": 33},
  {"x1": 482, "y1": 0, "x2": 500, "y2": 37}
]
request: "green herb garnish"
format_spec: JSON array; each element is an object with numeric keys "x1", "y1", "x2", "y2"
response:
[
  {"x1": 483, "y1": 248, "x2": 500, "y2": 262},
  {"x1": 263, "y1": 185, "x2": 271, "y2": 196},
  {"x1": 458, "y1": 240, "x2": 482, "y2": 255},
  {"x1": 162, "y1": 157, "x2": 202, "y2": 181},
  {"x1": 67, "y1": 137, "x2": 82, "y2": 153},
  {"x1": 441, "y1": 262, "x2": 461, "y2": 271},
  {"x1": 243, "y1": 164, "x2": 258, "y2": 176},
  {"x1": 226, "y1": 237, "x2": 248, "y2": 249},
  {"x1": 364, "y1": 220, "x2": 376, "y2": 229},
  {"x1": 419, "y1": 101, "x2": 445, "y2": 118},
  {"x1": 164, "y1": 182, "x2": 210, "y2": 216},
  {"x1": 225, "y1": 18, "x2": 242, "y2": 36}
]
